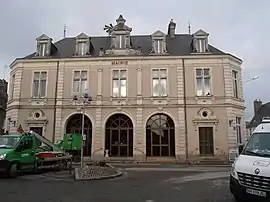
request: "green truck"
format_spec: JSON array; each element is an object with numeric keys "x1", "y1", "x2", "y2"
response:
[{"x1": 0, "y1": 131, "x2": 72, "y2": 177}]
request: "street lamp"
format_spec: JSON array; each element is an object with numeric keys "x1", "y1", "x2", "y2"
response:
[
  {"x1": 73, "y1": 93, "x2": 92, "y2": 167},
  {"x1": 244, "y1": 76, "x2": 259, "y2": 84}
]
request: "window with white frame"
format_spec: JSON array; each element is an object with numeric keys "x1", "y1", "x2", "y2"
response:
[
  {"x1": 115, "y1": 35, "x2": 126, "y2": 49},
  {"x1": 153, "y1": 40, "x2": 163, "y2": 54},
  {"x1": 73, "y1": 70, "x2": 88, "y2": 94},
  {"x1": 32, "y1": 72, "x2": 47, "y2": 98},
  {"x1": 152, "y1": 69, "x2": 167, "y2": 97},
  {"x1": 38, "y1": 43, "x2": 47, "y2": 56},
  {"x1": 232, "y1": 70, "x2": 238, "y2": 98},
  {"x1": 236, "y1": 117, "x2": 242, "y2": 144},
  {"x1": 197, "y1": 39, "x2": 207, "y2": 53},
  {"x1": 10, "y1": 74, "x2": 15, "y2": 100},
  {"x1": 196, "y1": 68, "x2": 211, "y2": 96},
  {"x1": 112, "y1": 70, "x2": 127, "y2": 97},
  {"x1": 78, "y1": 42, "x2": 87, "y2": 55}
]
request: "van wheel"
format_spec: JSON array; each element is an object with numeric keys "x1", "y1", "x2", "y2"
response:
[
  {"x1": 8, "y1": 163, "x2": 18, "y2": 178},
  {"x1": 233, "y1": 194, "x2": 244, "y2": 202}
]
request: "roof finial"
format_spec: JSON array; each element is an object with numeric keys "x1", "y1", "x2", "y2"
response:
[
  {"x1": 63, "y1": 24, "x2": 67, "y2": 38},
  {"x1": 188, "y1": 21, "x2": 191, "y2": 35}
]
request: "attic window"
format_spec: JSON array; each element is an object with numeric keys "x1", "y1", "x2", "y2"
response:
[
  {"x1": 35, "y1": 34, "x2": 52, "y2": 57},
  {"x1": 38, "y1": 43, "x2": 47, "y2": 56},
  {"x1": 75, "y1": 33, "x2": 90, "y2": 56},
  {"x1": 115, "y1": 35, "x2": 126, "y2": 49},
  {"x1": 151, "y1": 30, "x2": 167, "y2": 55},
  {"x1": 197, "y1": 39, "x2": 207, "y2": 53},
  {"x1": 192, "y1": 29, "x2": 209, "y2": 53},
  {"x1": 78, "y1": 42, "x2": 87, "y2": 55},
  {"x1": 153, "y1": 40, "x2": 163, "y2": 54}
]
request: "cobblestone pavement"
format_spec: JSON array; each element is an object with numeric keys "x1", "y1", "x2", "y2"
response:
[{"x1": 0, "y1": 166, "x2": 234, "y2": 202}]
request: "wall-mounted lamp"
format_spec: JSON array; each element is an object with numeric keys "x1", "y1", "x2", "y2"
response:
[{"x1": 229, "y1": 119, "x2": 234, "y2": 127}]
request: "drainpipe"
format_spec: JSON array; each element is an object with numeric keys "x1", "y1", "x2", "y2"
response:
[
  {"x1": 52, "y1": 61, "x2": 60, "y2": 143},
  {"x1": 182, "y1": 58, "x2": 188, "y2": 162}
]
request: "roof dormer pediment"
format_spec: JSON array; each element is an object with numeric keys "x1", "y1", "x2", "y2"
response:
[
  {"x1": 36, "y1": 34, "x2": 51, "y2": 41},
  {"x1": 76, "y1": 33, "x2": 90, "y2": 39},
  {"x1": 151, "y1": 30, "x2": 166, "y2": 38},
  {"x1": 193, "y1": 29, "x2": 209, "y2": 37}
]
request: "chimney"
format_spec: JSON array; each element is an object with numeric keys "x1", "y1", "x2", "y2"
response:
[
  {"x1": 254, "y1": 99, "x2": 262, "y2": 116},
  {"x1": 167, "y1": 19, "x2": 176, "y2": 38}
]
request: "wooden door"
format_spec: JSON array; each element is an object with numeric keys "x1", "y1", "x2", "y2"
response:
[{"x1": 199, "y1": 127, "x2": 214, "y2": 156}]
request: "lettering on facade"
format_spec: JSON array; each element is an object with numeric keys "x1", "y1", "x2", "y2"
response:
[{"x1": 111, "y1": 60, "x2": 128, "y2": 65}]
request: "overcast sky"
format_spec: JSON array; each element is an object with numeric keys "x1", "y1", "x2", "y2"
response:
[{"x1": 0, "y1": 0, "x2": 269, "y2": 120}]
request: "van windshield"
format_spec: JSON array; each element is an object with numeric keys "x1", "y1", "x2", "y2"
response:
[
  {"x1": 0, "y1": 136, "x2": 21, "y2": 148},
  {"x1": 242, "y1": 133, "x2": 270, "y2": 157}
]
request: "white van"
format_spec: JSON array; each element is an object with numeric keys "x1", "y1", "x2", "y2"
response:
[{"x1": 230, "y1": 117, "x2": 270, "y2": 201}]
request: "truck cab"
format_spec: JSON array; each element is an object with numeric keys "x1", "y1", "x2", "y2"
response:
[
  {"x1": 230, "y1": 117, "x2": 270, "y2": 201},
  {"x1": 0, "y1": 131, "x2": 72, "y2": 177},
  {"x1": 0, "y1": 133, "x2": 37, "y2": 176}
]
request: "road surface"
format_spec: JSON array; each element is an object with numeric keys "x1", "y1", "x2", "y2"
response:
[{"x1": 0, "y1": 165, "x2": 233, "y2": 202}]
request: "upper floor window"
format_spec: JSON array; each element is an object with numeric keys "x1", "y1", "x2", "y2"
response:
[
  {"x1": 151, "y1": 30, "x2": 167, "y2": 54},
  {"x1": 115, "y1": 35, "x2": 126, "y2": 49},
  {"x1": 196, "y1": 68, "x2": 211, "y2": 96},
  {"x1": 112, "y1": 70, "x2": 127, "y2": 97},
  {"x1": 152, "y1": 69, "x2": 167, "y2": 97},
  {"x1": 236, "y1": 117, "x2": 242, "y2": 144},
  {"x1": 192, "y1": 29, "x2": 209, "y2": 53},
  {"x1": 10, "y1": 74, "x2": 15, "y2": 100},
  {"x1": 32, "y1": 71, "x2": 47, "y2": 98},
  {"x1": 232, "y1": 70, "x2": 238, "y2": 98},
  {"x1": 73, "y1": 70, "x2": 88, "y2": 94}
]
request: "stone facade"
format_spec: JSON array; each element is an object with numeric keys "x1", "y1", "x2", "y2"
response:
[{"x1": 6, "y1": 16, "x2": 245, "y2": 163}]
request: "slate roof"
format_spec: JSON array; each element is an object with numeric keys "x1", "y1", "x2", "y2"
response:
[
  {"x1": 247, "y1": 102, "x2": 270, "y2": 128},
  {"x1": 21, "y1": 34, "x2": 226, "y2": 60}
]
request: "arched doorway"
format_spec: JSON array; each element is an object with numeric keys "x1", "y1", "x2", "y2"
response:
[
  {"x1": 66, "y1": 114, "x2": 92, "y2": 156},
  {"x1": 146, "y1": 113, "x2": 175, "y2": 157},
  {"x1": 105, "y1": 114, "x2": 133, "y2": 157}
]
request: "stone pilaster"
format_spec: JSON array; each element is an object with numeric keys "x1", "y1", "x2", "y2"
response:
[
  {"x1": 134, "y1": 107, "x2": 144, "y2": 161},
  {"x1": 136, "y1": 68, "x2": 142, "y2": 96},
  {"x1": 226, "y1": 107, "x2": 237, "y2": 149},
  {"x1": 54, "y1": 108, "x2": 62, "y2": 141},
  {"x1": 176, "y1": 107, "x2": 186, "y2": 162},
  {"x1": 223, "y1": 63, "x2": 233, "y2": 98},
  {"x1": 176, "y1": 65, "x2": 184, "y2": 104},
  {"x1": 97, "y1": 67, "x2": 103, "y2": 96},
  {"x1": 91, "y1": 108, "x2": 103, "y2": 160},
  {"x1": 55, "y1": 64, "x2": 64, "y2": 139}
]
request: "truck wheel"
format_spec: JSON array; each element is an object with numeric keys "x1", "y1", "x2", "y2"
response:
[
  {"x1": 8, "y1": 163, "x2": 18, "y2": 178},
  {"x1": 58, "y1": 160, "x2": 67, "y2": 170}
]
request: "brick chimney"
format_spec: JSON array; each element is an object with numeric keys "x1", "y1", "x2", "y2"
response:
[{"x1": 254, "y1": 99, "x2": 262, "y2": 116}]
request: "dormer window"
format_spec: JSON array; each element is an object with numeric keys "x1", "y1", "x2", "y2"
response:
[
  {"x1": 103, "y1": 15, "x2": 141, "y2": 56},
  {"x1": 109, "y1": 15, "x2": 132, "y2": 50},
  {"x1": 153, "y1": 39, "x2": 163, "y2": 54},
  {"x1": 75, "y1": 33, "x2": 91, "y2": 56},
  {"x1": 35, "y1": 34, "x2": 52, "y2": 57},
  {"x1": 38, "y1": 43, "x2": 47, "y2": 56},
  {"x1": 115, "y1": 34, "x2": 126, "y2": 49},
  {"x1": 78, "y1": 42, "x2": 87, "y2": 55},
  {"x1": 151, "y1": 30, "x2": 167, "y2": 55},
  {"x1": 192, "y1": 29, "x2": 209, "y2": 53}
]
